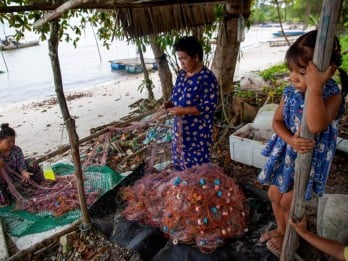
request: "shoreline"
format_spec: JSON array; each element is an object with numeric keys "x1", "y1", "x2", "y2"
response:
[{"x1": 0, "y1": 42, "x2": 289, "y2": 157}]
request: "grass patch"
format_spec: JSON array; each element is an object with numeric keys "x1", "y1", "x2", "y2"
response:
[{"x1": 258, "y1": 63, "x2": 288, "y2": 81}]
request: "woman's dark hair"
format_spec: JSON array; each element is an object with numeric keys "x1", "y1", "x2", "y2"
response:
[
  {"x1": 173, "y1": 36, "x2": 203, "y2": 61},
  {"x1": 0, "y1": 123, "x2": 16, "y2": 140},
  {"x1": 285, "y1": 29, "x2": 348, "y2": 96}
]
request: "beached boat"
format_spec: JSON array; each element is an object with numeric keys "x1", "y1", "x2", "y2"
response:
[
  {"x1": 272, "y1": 31, "x2": 305, "y2": 37},
  {"x1": 0, "y1": 37, "x2": 39, "y2": 51}
]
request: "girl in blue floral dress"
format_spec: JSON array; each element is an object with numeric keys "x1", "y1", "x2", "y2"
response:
[
  {"x1": 166, "y1": 36, "x2": 218, "y2": 170},
  {"x1": 257, "y1": 30, "x2": 348, "y2": 256}
]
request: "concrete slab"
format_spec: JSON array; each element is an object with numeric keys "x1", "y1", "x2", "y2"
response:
[
  {"x1": 0, "y1": 218, "x2": 9, "y2": 261},
  {"x1": 317, "y1": 194, "x2": 348, "y2": 241}
]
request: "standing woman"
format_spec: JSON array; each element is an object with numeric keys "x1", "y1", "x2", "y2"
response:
[
  {"x1": 0, "y1": 123, "x2": 43, "y2": 206},
  {"x1": 167, "y1": 36, "x2": 218, "y2": 170}
]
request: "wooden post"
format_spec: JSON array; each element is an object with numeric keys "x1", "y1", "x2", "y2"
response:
[
  {"x1": 48, "y1": 19, "x2": 91, "y2": 227},
  {"x1": 280, "y1": 0, "x2": 342, "y2": 260}
]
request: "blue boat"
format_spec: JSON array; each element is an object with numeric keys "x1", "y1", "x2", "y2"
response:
[
  {"x1": 126, "y1": 64, "x2": 143, "y2": 74},
  {"x1": 272, "y1": 31, "x2": 304, "y2": 37},
  {"x1": 109, "y1": 58, "x2": 157, "y2": 73},
  {"x1": 110, "y1": 62, "x2": 126, "y2": 70}
]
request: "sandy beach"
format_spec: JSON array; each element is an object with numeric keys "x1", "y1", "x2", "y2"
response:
[{"x1": 0, "y1": 42, "x2": 289, "y2": 157}]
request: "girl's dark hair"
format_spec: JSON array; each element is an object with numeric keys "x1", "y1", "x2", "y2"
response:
[
  {"x1": 0, "y1": 123, "x2": 16, "y2": 140},
  {"x1": 173, "y1": 36, "x2": 203, "y2": 61},
  {"x1": 285, "y1": 29, "x2": 348, "y2": 96}
]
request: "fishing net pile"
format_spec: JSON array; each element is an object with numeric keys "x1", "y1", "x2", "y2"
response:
[
  {"x1": 121, "y1": 163, "x2": 249, "y2": 253},
  {"x1": 0, "y1": 165, "x2": 99, "y2": 216},
  {"x1": 81, "y1": 109, "x2": 172, "y2": 173}
]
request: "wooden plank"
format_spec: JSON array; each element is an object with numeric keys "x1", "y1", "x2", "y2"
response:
[{"x1": 268, "y1": 39, "x2": 295, "y2": 47}]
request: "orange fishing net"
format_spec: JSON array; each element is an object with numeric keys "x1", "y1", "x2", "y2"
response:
[{"x1": 121, "y1": 163, "x2": 249, "y2": 253}]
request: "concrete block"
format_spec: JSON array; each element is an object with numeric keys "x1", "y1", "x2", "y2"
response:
[
  {"x1": 59, "y1": 231, "x2": 78, "y2": 254},
  {"x1": 0, "y1": 218, "x2": 8, "y2": 260},
  {"x1": 317, "y1": 194, "x2": 348, "y2": 242}
]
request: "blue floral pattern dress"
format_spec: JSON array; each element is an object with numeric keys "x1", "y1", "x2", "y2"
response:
[
  {"x1": 258, "y1": 79, "x2": 345, "y2": 200},
  {"x1": 171, "y1": 66, "x2": 218, "y2": 170}
]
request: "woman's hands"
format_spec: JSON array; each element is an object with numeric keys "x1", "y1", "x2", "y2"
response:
[
  {"x1": 168, "y1": 106, "x2": 187, "y2": 116},
  {"x1": 289, "y1": 128, "x2": 315, "y2": 154},
  {"x1": 162, "y1": 101, "x2": 200, "y2": 116},
  {"x1": 21, "y1": 170, "x2": 33, "y2": 183}
]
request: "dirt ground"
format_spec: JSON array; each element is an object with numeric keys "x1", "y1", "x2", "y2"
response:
[{"x1": 8, "y1": 132, "x2": 345, "y2": 260}]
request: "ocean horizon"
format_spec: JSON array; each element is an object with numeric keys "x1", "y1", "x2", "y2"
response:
[{"x1": 1, "y1": 25, "x2": 279, "y2": 107}]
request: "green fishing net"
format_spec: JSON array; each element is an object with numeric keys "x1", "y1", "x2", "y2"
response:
[{"x1": 0, "y1": 163, "x2": 123, "y2": 237}]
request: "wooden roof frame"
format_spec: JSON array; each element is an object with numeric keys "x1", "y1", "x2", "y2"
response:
[{"x1": 0, "y1": 0, "x2": 227, "y2": 13}]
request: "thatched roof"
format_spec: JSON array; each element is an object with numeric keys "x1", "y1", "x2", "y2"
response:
[
  {"x1": 1, "y1": 1, "x2": 227, "y2": 37},
  {"x1": 115, "y1": 3, "x2": 219, "y2": 37}
]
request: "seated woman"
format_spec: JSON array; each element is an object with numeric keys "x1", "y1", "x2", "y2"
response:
[{"x1": 0, "y1": 123, "x2": 43, "y2": 207}]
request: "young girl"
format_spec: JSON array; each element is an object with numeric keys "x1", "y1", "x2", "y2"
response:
[{"x1": 257, "y1": 30, "x2": 348, "y2": 256}]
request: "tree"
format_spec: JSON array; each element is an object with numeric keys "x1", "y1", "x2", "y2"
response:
[{"x1": 211, "y1": 0, "x2": 252, "y2": 124}]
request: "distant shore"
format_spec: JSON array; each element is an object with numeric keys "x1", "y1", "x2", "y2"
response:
[{"x1": 0, "y1": 42, "x2": 289, "y2": 157}]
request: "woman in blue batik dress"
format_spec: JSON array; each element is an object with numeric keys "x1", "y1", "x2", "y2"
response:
[
  {"x1": 165, "y1": 36, "x2": 218, "y2": 171},
  {"x1": 257, "y1": 30, "x2": 348, "y2": 257}
]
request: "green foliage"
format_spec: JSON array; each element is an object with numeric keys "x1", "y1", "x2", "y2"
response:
[
  {"x1": 250, "y1": 0, "x2": 322, "y2": 25},
  {"x1": 259, "y1": 63, "x2": 288, "y2": 80},
  {"x1": 339, "y1": 34, "x2": 348, "y2": 72},
  {"x1": 138, "y1": 78, "x2": 154, "y2": 94},
  {"x1": 233, "y1": 84, "x2": 255, "y2": 99}
]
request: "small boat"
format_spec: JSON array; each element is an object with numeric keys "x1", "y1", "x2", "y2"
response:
[
  {"x1": 272, "y1": 31, "x2": 305, "y2": 37},
  {"x1": 0, "y1": 36, "x2": 39, "y2": 51},
  {"x1": 109, "y1": 58, "x2": 157, "y2": 73}
]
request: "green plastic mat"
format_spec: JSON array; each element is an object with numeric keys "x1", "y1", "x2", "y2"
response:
[{"x1": 0, "y1": 163, "x2": 124, "y2": 237}]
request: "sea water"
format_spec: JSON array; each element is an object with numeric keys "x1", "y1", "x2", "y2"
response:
[
  {"x1": 0, "y1": 22, "x2": 154, "y2": 106},
  {"x1": 0, "y1": 24, "x2": 279, "y2": 107}
]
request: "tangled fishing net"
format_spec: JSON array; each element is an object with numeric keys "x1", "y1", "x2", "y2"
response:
[
  {"x1": 121, "y1": 163, "x2": 249, "y2": 253},
  {"x1": 0, "y1": 165, "x2": 99, "y2": 216}
]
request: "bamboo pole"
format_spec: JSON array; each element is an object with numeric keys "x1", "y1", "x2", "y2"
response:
[
  {"x1": 280, "y1": 1, "x2": 342, "y2": 260},
  {"x1": 48, "y1": 19, "x2": 91, "y2": 227},
  {"x1": 137, "y1": 39, "x2": 155, "y2": 100}
]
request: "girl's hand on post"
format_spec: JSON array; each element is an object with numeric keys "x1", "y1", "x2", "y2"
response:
[
  {"x1": 289, "y1": 216, "x2": 308, "y2": 236},
  {"x1": 290, "y1": 128, "x2": 315, "y2": 154},
  {"x1": 306, "y1": 62, "x2": 334, "y2": 94}
]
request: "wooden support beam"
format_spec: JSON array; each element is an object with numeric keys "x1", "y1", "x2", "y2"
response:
[
  {"x1": 280, "y1": 0, "x2": 342, "y2": 260},
  {"x1": 34, "y1": 0, "x2": 90, "y2": 28}
]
